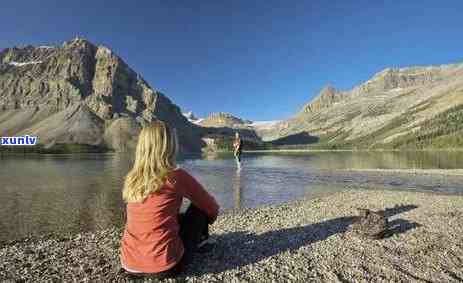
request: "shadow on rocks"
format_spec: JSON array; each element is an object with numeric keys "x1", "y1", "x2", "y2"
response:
[
  {"x1": 383, "y1": 204, "x2": 418, "y2": 218},
  {"x1": 381, "y1": 204, "x2": 422, "y2": 238},
  {"x1": 186, "y1": 204, "x2": 420, "y2": 276}
]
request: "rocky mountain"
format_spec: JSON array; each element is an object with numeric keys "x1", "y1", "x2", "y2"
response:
[
  {"x1": 3, "y1": 38, "x2": 462, "y2": 152},
  {"x1": 198, "y1": 112, "x2": 261, "y2": 145},
  {"x1": 184, "y1": 111, "x2": 279, "y2": 132},
  {"x1": 301, "y1": 85, "x2": 343, "y2": 114},
  {"x1": 198, "y1": 112, "x2": 251, "y2": 128},
  {"x1": 259, "y1": 62, "x2": 463, "y2": 149},
  {"x1": 0, "y1": 37, "x2": 203, "y2": 152}
]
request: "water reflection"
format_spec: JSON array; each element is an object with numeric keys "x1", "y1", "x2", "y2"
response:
[
  {"x1": 0, "y1": 151, "x2": 463, "y2": 242},
  {"x1": 233, "y1": 168, "x2": 242, "y2": 210},
  {"x1": 259, "y1": 150, "x2": 463, "y2": 170}
]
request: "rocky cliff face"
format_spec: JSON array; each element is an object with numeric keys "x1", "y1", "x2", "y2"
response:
[
  {"x1": 350, "y1": 66, "x2": 446, "y2": 96},
  {"x1": 301, "y1": 85, "x2": 343, "y2": 114},
  {"x1": 0, "y1": 38, "x2": 202, "y2": 152},
  {"x1": 198, "y1": 112, "x2": 250, "y2": 128},
  {"x1": 259, "y1": 62, "x2": 463, "y2": 148}
]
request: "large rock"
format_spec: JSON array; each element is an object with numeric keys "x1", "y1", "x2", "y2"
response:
[{"x1": 349, "y1": 208, "x2": 389, "y2": 239}]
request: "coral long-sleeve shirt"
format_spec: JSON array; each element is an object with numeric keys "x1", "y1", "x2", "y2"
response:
[{"x1": 120, "y1": 168, "x2": 219, "y2": 273}]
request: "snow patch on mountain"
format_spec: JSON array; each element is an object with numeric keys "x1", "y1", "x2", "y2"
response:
[
  {"x1": 182, "y1": 111, "x2": 203, "y2": 124},
  {"x1": 8, "y1": 61, "x2": 43, "y2": 67}
]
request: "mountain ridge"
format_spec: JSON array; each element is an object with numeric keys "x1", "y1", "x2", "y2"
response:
[
  {"x1": 258, "y1": 60, "x2": 463, "y2": 148},
  {"x1": 195, "y1": 61, "x2": 463, "y2": 150},
  {"x1": 2, "y1": 38, "x2": 463, "y2": 152},
  {"x1": 0, "y1": 37, "x2": 203, "y2": 152}
]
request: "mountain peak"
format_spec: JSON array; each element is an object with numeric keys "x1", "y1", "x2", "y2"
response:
[
  {"x1": 319, "y1": 85, "x2": 338, "y2": 96},
  {"x1": 301, "y1": 85, "x2": 341, "y2": 114},
  {"x1": 65, "y1": 36, "x2": 92, "y2": 45},
  {"x1": 351, "y1": 64, "x2": 463, "y2": 96},
  {"x1": 0, "y1": 38, "x2": 203, "y2": 152}
]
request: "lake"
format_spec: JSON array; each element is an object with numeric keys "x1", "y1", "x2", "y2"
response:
[{"x1": 1, "y1": 151, "x2": 463, "y2": 242}]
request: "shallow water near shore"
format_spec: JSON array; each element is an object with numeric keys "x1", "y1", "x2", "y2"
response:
[{"x1": 1, "y1": 151, "x2": 463, "y2": 242}]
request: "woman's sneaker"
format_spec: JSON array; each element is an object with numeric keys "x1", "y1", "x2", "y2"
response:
[{"x1": 197, "y1": 237, "x2": 216, "y2": 253}]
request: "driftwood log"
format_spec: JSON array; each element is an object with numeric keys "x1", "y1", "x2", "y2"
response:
[{"x1": 350, "y1": 208, "x2": 389, "y2": 239}]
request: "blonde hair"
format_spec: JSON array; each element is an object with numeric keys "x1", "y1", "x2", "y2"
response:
[{"x1": 122, "y1": 120, "x2": 178, "y2": 203}]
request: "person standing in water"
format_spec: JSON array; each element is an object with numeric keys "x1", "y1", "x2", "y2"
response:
[
  {"x1": 120, "y1": 121, "x2": 219, "y2": 279},
  {"x1": 233, "y1": 132, "x2": 243, "y2": 168}
]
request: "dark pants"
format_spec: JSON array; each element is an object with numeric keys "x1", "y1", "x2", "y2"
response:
[
  {"x1": 179, "y1": 204, "x2": 210, "y2": 259},
  {"x1": 235, "y1": 150, "x2": 242, "y2": 162},
  {"x1": 123, "y1": 204, "x2": 209, "y2": 280}
]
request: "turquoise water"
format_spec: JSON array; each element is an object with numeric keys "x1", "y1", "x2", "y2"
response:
[{"x1": 1, "y1": 151, "x2": 463, "y2": 242}]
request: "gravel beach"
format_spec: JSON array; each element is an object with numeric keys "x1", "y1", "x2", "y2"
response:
[{"x1": 1, "y1": 189, "x2": 462, "y2": 282}]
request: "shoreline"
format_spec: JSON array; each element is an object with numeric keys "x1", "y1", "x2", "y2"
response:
[
  {"x1": 340, "y1": 168, "x2": 463, "y2": 176},
  {"x1": 244, "y1": 149, "x2": 355, "y2": 153},
  {"x1": 244, "y1": 148, "x2": 463, "y2": 153},
  {"x1": 1, "y1": 189, "x2": 463, "y2": 282},
  {"x1": 3, "y1": 147, "x2": 463, "y2": 155}
]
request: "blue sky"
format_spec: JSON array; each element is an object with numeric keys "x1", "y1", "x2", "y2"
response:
[{"x1": 1, "y1": 1, "x2": 463, "y2": 121}]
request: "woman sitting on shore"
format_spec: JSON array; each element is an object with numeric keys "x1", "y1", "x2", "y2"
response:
[{"x1": 120, "y1": 121, "x2": 219, "y2": 279}]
